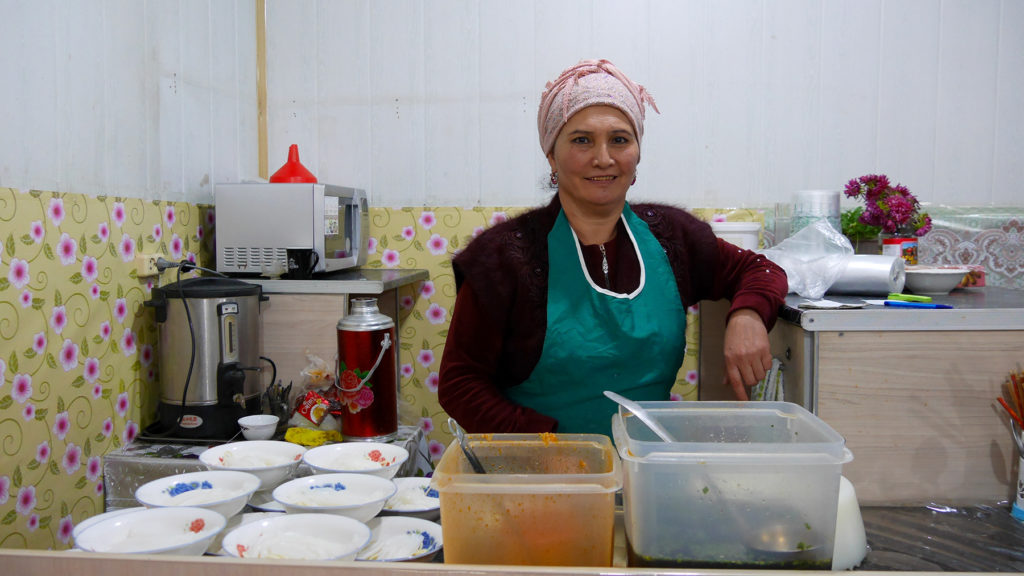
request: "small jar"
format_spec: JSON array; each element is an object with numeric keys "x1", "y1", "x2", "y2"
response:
[{"x1": 879, "y1": 231, "x2": 918, "y2": 265}]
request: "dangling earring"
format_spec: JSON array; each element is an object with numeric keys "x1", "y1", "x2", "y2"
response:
[
  {"x1": 550, "y1": 171, "x2": 559, "y2": 186},
  {"x1": 632, "y1": 172, "x2": 638, "y2": 185}
]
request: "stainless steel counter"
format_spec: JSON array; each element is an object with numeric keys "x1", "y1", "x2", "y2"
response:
[{"x1": 779, "y1": 287, "x2": 1024, "y2": 331}]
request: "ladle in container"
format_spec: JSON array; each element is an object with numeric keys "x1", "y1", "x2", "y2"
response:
[
  {"x1": 605, "y1": 391, "x2": 823, "y2": 560},
  {"x1": 603, "y1": 390, "x2": 675, "y2": 442},
  {"x1": 447, "y1": 417, "x2": 486, "y2": 474}
]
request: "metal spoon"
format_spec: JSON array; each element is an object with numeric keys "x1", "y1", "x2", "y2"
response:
[
  {"x1": 447, "y1": 417, "x2": 486, "y2": 474},
  {"x1": 603, "y1": 390, "x2": 676, "y2": 442}
]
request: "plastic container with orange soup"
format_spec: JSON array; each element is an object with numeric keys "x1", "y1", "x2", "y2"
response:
[{"x1": 430, "y1": 432, "x2": 622, "y2": 566}]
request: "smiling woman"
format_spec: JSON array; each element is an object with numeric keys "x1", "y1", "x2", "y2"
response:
[{"x1": 437, "y1": 59, "x2": 789, "y2": 438}]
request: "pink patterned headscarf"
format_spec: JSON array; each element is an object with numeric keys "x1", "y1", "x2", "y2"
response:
[{"x1": 538, "y1": 59, "x2": 659, "y2": 156}]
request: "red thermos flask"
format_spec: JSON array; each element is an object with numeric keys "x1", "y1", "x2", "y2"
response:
[{"x1": 336, "y1": 297, "x2": 398, "y2": 441}]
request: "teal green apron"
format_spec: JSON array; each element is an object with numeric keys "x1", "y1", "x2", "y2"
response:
[{"x1": 506, "y1": 203, "x2": 687, "y2": 436}]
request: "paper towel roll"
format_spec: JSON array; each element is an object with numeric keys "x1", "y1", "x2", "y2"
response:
[{"x1": 827, "y1": 255, "x2": 906, "y2": 295}]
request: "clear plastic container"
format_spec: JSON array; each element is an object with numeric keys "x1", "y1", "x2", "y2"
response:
[
  {"x1": 610, "y1": 401, "x2": 851, "y2": 570},
  {"x1": 431, "y1": 433, "x2": 622, "y2": 566}
]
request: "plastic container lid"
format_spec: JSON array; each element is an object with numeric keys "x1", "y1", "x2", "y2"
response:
[
  {"x1": 431, "y1": 433, "x2": 622, "y2": 494},
  {"x1": 611, "y1": 401, "x2": 850, "y2": 464},
  {"x1": 269, "y1": 144, "x2": 317, "y2": 183},
  {"x1": 793, "y1": 189, "x2": 840, "y2": 216}
]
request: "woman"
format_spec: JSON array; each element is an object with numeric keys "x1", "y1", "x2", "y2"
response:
[{"x1": 438, "y1": 59, "x2": 788, "y2": 436}]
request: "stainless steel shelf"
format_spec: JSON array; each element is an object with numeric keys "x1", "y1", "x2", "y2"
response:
[{"x1": 240, "y1": 267, "x2": 428, "y2": 295}]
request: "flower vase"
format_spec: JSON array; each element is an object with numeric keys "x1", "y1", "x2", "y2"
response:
[{"x1": 879, "y1": 232, "x2": 918, "y2": 265}]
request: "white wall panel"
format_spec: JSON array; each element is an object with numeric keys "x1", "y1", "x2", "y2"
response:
[
  {"x1": 1, "y1": 0, "x2": 256, "y2": 202},
  {"x1": 59, "y1": 2, "x2": 105, "y2": 195},
  {"x1": 1, "y1": 0, "x2": 1021, "y2": 207},
  {"x1": 0, "y1": 0, "x2": 59, "y2": 190},
  {"x1": 181, "y1": 0, "x2": 213, "y2": 203},
  {"x1": 423, "y1": 0, "x2": 480, "y2": 208},
  {"x1": 934, "y1": 0, "x2": 1000, "y2": 205},
  {"x1": 701, "y1": 1, "x2": 764, "y2": 207},
  {"x1": 209, "y1": 0, "x2": 250, "y2": 188},
  {"x1": 994, "y1": 0, "x2": 1024, "y2": 201},
  {"x1": 152, "y1": 0, "x2": 184, "y2": 201},
  {"x1": 368, "y1": 0, "x2": 426, "y2": 207},
  {"x1": 761, "y1": 0, "x2": 823, "y2": 203},
  {"x1": 104, "y1": 0, "x2": 148, "y2": 197},
  {"x1": 315, "y1": 0, "x2": 372, "y2": 189},
  {"x1": 876, "y1": 0, "x2": 940, "y2": 199},
  {"x1": 266, "y1": 0, "x2": 318, "y2": 179},
  {"x1": 478, "y1": 2, "x2": 537, "y2": 206},
  {"x1": 819, "y1": 0, "x2": 882, "y2": 194},
  {"x1": 645, "y1": 0, "x2": 708, "y2": 210}
]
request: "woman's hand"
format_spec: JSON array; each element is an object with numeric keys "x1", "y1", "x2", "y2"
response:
[{"x1": 721, "y1": 308, "x2": 773, "y2": 400}]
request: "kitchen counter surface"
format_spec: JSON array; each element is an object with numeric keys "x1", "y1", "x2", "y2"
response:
[
  {"x1": 6, "y1": 503, "x2": 1022, "y2": 573},
  {"x1": 242, "y1": 267, "x2": 428, "y2": 294},
  {"x1": 779, "y1": 287, "x2": 1024, "y2": 331}
]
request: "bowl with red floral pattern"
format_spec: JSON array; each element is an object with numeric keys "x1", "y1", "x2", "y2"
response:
[{"x1": 302, "y1": 442, "x2": 409, "y2": 479}]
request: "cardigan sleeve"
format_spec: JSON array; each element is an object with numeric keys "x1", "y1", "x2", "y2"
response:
[
  {"x1": 437, "y1": 202, "x2": 559, "y2": 433},
  {"x1": 438, "y1": 280, "x2": 558, "y2": 433}
]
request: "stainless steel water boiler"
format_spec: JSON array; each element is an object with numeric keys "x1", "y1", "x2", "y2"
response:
[{"x1": 144, "y1": 277, "x2": 269, "y2": 439}]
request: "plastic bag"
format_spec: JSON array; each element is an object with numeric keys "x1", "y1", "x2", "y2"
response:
[
  {"x1": 286, "y1": 353, "x2": 341, "y2": 431},
  {"x1": 759, "y1": 219, "x2": 853, "y2": 299}
]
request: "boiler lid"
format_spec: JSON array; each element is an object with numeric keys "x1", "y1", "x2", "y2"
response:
[{"x1": 152, "y1": 276, "x2": 262, "y2": 300}]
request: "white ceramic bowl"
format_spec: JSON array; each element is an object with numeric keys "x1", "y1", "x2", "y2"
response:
[
  {"x1": 72, "y1": 507, "x2": 144, "y2": 544},
  {"x1": 381, "y1": 477, "x2": 440, "y2": 521},
  {"x1": 135, "y1": 470, "x2": 260, "y2": 518},
  {"x1": 903, "y1": 265, "x2": 970, "y2": 296},
  {"x1": 357, "y1": 516, "x2": 443, "y2": 562},
  {"x1": 271, "y1": 472, "x2": 396, "y2": 522},
  {"x1": 238, "y1": 414, "x2": 279, "y2": 441},
  {"x1": 221, "y1": 512, "x2": 371, "y2": 560},
  {"x1": 207, "y1": 511, "x2": 284, "y2": 555},
  {"x1": 303, "y1": 442, "x2": 409, "y2": 479},
  {"x1": 73, "y1": 506, "x2": 226, "y2": 555},
  {"x1": 199, "y1": 440, "x2": 306, "y2": 491}
]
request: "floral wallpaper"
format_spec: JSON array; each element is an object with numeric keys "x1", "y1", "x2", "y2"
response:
[{"x1": 0, "y1": 187, "x2": 208, "y2": 550}]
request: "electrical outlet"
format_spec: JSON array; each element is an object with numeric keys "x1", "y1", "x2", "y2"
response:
[{"x1": 136, "y1": 253, "x2": 163, "y2": 277}]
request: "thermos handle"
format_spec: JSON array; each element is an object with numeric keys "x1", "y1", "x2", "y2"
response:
[{"x1": 336, "y1": 333, "x2": 391, "y2": 393}]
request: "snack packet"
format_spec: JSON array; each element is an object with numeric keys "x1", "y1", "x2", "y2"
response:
[{"x1": 293, "y1": 390, "x2": 329, "y2": 427}]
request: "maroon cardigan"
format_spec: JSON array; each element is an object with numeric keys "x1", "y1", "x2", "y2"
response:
[{"x1": 438, "y1": 195, "x2": 788, "y2": 433}]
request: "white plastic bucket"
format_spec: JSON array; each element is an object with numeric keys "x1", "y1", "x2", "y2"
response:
[{"x1": 709, "y1": 221, "x2": 762, "y2": 250}]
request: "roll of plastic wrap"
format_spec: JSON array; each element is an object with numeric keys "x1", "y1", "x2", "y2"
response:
[{"x1": 827, "y1": 255, "x2": 906, "y2": 295}]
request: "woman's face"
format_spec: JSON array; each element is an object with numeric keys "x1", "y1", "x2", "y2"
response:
[{"x1": 547, "y1": 105, "x2": 640, "y2": 215}]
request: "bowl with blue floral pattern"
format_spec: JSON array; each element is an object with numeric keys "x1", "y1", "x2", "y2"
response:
[
  {"x1": 357, "y1": 516, "x2": 443, "y2": 562},
  {"x1": 381, "y1": 477, "x2": 440, "y2": 521},
  {"x1": 271, "y1": 472, "x2": 396, "y2": 522},
  {"x1": 135, "y1": 470, "x2": 261, "y2": 518}
]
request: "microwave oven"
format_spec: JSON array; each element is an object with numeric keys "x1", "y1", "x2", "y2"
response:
[{"x1": 214, "y1": 182, "x2": 369, "y2": 275}]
